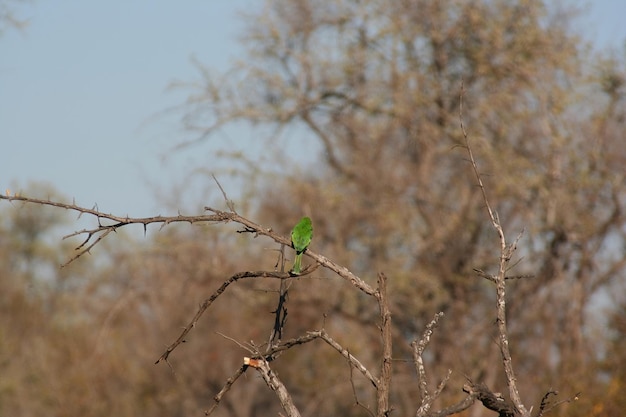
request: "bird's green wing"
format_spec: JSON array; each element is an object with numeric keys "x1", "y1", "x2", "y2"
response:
[
  {"x1": 291, "y1": 216, "x2": 313, "y2": 252},
  {"x1": 290, "y1": 216, "x2": 313, "y2": 273}
]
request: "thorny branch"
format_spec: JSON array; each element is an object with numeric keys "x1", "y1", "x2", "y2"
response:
[
  {"x1": 155, "y1": 269, "x2": 292, "y2": 365},
  {"x1": 0, "y1": 194, "x2": 375, "y2": 296},
  {"x1": 267, "y1": 277, "x2": 290, "y2": 349},
  {"x1": 0, "y1": 194, "x2": 233, "y2": 266},
  {"x1": 0, "y1": 191, "x2": 383, "y2": 417}
]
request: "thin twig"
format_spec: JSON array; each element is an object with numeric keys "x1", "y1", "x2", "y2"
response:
[
  {"x1": 309, "y1": 330, "x2": 378, "y2": 388},
  {"x1": 204, "y1": 365, "x2": 248, "y2": 416},
  {"x1": 216, "y1": 331, "x2": 256, "y2": 354},
  {"x1": 212, "y1": 174, "x2": 237, "y2": 213},
  {"x1": 535, "y1": 390, "x2": 580, "y2": 417},
  {"x1": 347, "y1": 350, "x2": 375, "y2": 417}
]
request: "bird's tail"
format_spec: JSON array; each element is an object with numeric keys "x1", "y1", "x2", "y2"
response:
[{"x1": 291, "y1": 253, "x2": 302, "y2": 274}]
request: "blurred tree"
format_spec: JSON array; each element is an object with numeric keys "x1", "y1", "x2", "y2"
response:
[
  {"x1": 596, "y1": 290, "x2": 626, "y2": 416},
  {"x1": 173, "y1": 0, "x2": 626, "y2": 415}
]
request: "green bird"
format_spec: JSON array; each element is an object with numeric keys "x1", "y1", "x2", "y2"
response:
[{"x1": 290, "y1": 216, "x2": 313, "y2": 274}]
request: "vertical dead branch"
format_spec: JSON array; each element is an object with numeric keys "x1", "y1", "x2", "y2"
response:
[
  {"x1": 376, "y1": 272, "x2": 393, "y2": 417},
  {"x1": 413, "y1": 312, "x2": 449, "y2": 417},
  {"x1": 459, "y1": 82, "x2": 528, "y2": 416},
  {"x1": 412, "y1": 312, "x2": 475, "y2": 417},
  {"x1": 268, "y1": 278, "x2": 290, "y2": 349}
]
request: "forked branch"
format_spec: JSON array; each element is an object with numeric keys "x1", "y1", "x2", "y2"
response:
[{"x1": 412, "y1": 312, "x2": 475, "y2": 417}]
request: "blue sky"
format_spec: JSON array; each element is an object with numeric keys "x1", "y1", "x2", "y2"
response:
[{"x1": 1, "y1": 1, "x2": 625, "y2": 218}]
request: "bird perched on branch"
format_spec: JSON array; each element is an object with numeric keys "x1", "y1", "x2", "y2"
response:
[{"x1": 290, "y1": 216, "x2": 313, "y2": 274}]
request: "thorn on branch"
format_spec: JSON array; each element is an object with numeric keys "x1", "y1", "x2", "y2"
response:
[
  {"x1": 473, "y1": 268, "x2": 497, "y2": 282},
  {"x1": 237, "y1": 226, "x2": 257, "y2": 235},
  {"x1": 505, "y1": 274, "x2": 534, "y2": 281}
]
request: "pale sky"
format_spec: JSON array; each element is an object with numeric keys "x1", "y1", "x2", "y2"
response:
[{"x1": 1, "y1": 1, "x2": 625, "y2": 218}]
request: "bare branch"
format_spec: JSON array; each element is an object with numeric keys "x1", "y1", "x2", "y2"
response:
[
  {"x1": 0, "y1": 195, "x2": 374, "y2": 298},
  {"x1": 251, "y1": 359, "x2": 302, "y2": 417},
  {"x1": 155, "y1": 270, "x2": 289, "y2": 364},
  {"x1": 347, "y1": 351, "x2": 376, "y2": 417},
  {"x1": 216, "y1": 332, "x2": 256, "y2": 354},
  {"x1": 473, "y1": 268, "x2": 534, "y2": 282},
  {"x1": 408, "y1": 311, "x2": 476, "y2": 417},
  {"x1": 460, "y1": 82, "x2": 528, "y2": 416},
  {"x1": 463, "y1": 380, "x2": 516, "y2": 417},
  {"x1": 267, "y1": 277, "x2": 290, "y2": 350},
  {"x1": 412, "y1": 312, "x2": 446, "y2": 417},
  {"x1": 431, "y1": 370, "x2": 453, "y2": 405},
  {"x1": 204, "y1": 365, "x2": 248, "y2": 416},
  {"x1": 310, "y1": 330, "x2": 378, "y2": 388},
  {"x1": 376, "y1": 272, "x2": 393, "y2": 417},
  {"x1": 534, "y1": 390, "x2": 580, "y2": 417},
  {"x1": 0, "y1": 194, "x2": 233, "y2": 265},
  {"x1": 459, "y1": 84, "x2": 499, "y2": 233},
  {"x1": 212, "y1": 174, "x2": 237, "y2": 213},
  {"x1": 428, "y1": 395, "x2": 477, "y2": 417}
]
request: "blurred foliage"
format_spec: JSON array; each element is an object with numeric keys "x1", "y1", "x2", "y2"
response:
[{"x1": 2, "y1": 0, "x2": 626, "y2": 416}]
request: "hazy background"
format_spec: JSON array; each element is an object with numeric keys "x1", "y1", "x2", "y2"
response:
[
  {"x1": 1, "y1": 1, "x2": 625, "y2": 216},
  {"x1": 2, "y1": 2, "x2": 626, "y2": 417}
]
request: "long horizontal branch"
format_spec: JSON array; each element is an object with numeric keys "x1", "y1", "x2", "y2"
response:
[{"x1": 0, "y1": 195, "x2": 375, "y2": 295}]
